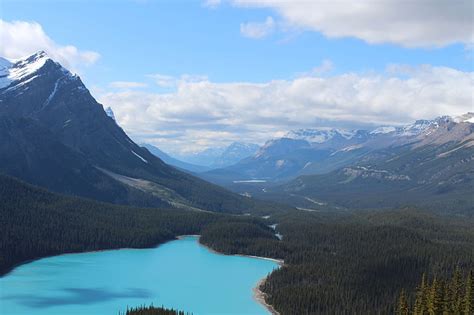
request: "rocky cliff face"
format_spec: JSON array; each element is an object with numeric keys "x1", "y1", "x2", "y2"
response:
[{"x1": 0, "y1": 52, "x2": 261, "y2": 213}]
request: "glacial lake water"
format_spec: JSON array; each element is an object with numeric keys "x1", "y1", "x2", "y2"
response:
[{"x1": 0, "y1": 236, "x2": 279, "y2": 315}]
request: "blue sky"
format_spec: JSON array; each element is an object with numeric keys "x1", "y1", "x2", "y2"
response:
[
  {"x1": 1, "y1": 0, "x2": 473, "y2": 153},
  {"x1": 2, "y1": 0, "x2": 472, "y2": 87}
]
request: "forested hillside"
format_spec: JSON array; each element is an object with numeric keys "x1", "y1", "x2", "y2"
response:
[
  {"x1": 0, "y1": 174, "x2": 287, "y2": 277},
  {"x1": 275, "y1": 137, "x2": 474, "y2": 214},
  {"x1": 0, "y1": 174, "x2": 219, "y2": 275},
  {"x1": 3, "y1": 173, "x2": 474, "y2": 314},
  {"x1": 200, "y1": 209, "x2": 474, "y2": 314}
]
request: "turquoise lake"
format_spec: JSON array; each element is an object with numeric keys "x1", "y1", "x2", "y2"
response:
[{"x1": 0, "y1": 236, "x2": 279, "y2": 315}]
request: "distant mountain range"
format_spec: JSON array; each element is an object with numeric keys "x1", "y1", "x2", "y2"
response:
[
  {"x1": 0, "y1": 51, "x2": 275, "y2": 214},
  {"x1": 202, "y1": 114, "x2": 474, "y2": 183},
  {"x1": 212, "y1": 142, "x2": 260, "y2": 168},
  {"x1": 200, "y1": 113, "x2": 474, "y2": 213},
  {"x1": 143, "y1": 141, "x2": 259, "y2": 171},
  {"x1": 1, "y1": 51, "x2": 471, "y2": 215},
  {"x1": 141, "y1": 143, "x2": 211, "y2": 173},
  {"x1": 270, "y1": 116, "x2": 474, "y2": 213}
]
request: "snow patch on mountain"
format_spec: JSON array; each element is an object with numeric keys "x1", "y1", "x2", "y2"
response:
[
  {"x1": 105, "y1": 107, "x2": 116, "y2": 121},
  {"x1": 399, "y1": 119, "x2": 438, "y2": 136},
  {"x1": 370, "y1": 126, "x2": 396, "y2": 134},
  {"x1": 285, "y1": 128, "x2": 356, "y2": 143},
  {"x1": 454, "y1": 112, "x2": 474, "y2": 124},
  {"x1": 0, "y1": 51, "x2": 49, "y2": 89},
  {"x1": 0, "y1": 51, "x2": 73, "y2": 90},
  {"x1": 131, "y1": 150, "x2": 148, "y2": 163},
  {"x1": 285, "y1": 115, "x2": 465, "y2": 144},
  {"x1": 42, "y1": 78, "x2": 61, "y2": 109},
  {"x1": 275, "y1": 159, "x2": 286, "y2": 168},
  {"x1": 331, "y1": 144, "x2": 364, "y2": 156}
]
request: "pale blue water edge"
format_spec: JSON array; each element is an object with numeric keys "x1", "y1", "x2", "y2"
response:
[{"x1": 0, "y1": 236, "x2": 279, "y2": 315}]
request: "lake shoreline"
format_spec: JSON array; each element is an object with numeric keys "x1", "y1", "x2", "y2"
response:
[
  {"x1": 253, "y1": 277, "x2": 281, "y2": 315},
  {"x1": 3, "y1": 234, "x2": 282, "y2": 315},
  {"x1": 179, "y1": 235, "x2": 284, "y2": 265},
  {"x1": 180, "y1": 235, "x2": 284, "y2": 315},
  {"x1": 0, "y1": 236, "x2": 179, "y2": 277}
]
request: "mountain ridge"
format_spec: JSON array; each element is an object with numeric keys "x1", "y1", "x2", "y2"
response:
[
  {"x1": 0, "y1": 51, "x2": 278, "y2": 214},
  {"x1": 201, "y1": 113, "x2": 474, "y2": 186}
]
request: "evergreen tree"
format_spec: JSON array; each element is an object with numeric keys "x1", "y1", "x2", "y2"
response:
[
  {"x1": 450, "y1": 266, "x2": 463, "y2": 314},
  {"x1": 442, "y1": 282, "x2": 451, "y2": 315},
  {"x1": 414, "y1": 273, "x2": 428, "y2": 315},
  {"x1": 398, "y1": 289, "x2": 409, "y2": 315},
  {"x1": 427, "y1": 277, "x2": 442, "y2": 315},
  {"x1": 463, "y1": 270, "x2": 473, "y2": 315}
]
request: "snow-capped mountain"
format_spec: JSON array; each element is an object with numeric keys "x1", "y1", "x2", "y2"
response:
[
  {"x1": 0, "y1": 52, "x2": 74, "y2": 91},
  {"x1": 177, "y1": 142, "x2": 259, "y2": 168},
  {"x1": 284, "y1": 114, "x2": 473, "y2": 146},
  {"x1": 201, "y1": 114, "x2": 473, "y2": 185},
  {"x1": 212, "y1": 142, "x2": 260, "y2": 168},
  {"x1": 141, "y1": 143, "x2": 211, "y2": 173},
  {"x1": 285, "y1": 128, "x2": 357, "y2": 143},
  {"x1": 369, "y1": 126, "x2": 397, "y2": 134},
  {"x1": 0, "y1": 51, "x2": 259, "y2": 214},
  {"x1": 277, "y1": 115, "x2": 474, "y2": 212},
  {"x1": 398, "y1": 119, "x2": 439, "y2": 136},
  {"x1": 370, "y1": 118, "x2": 445, "y2": 137},
  {"x1": 177, "y1": 147, "x2": 226, "y2": 167}
]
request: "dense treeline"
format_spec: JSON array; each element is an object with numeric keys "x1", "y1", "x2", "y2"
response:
[
  {"x1": 0, "y1": 175, "x2": 221, "y2": 275},
  {"x1": 264, "y1": 209, "x2": 474, "y2": 314},
  {"x1": 201, "y1": 208, "x2": 474, "y2": 314},
  {"x1": 3, "y1": 174, "x2": 474, "y2": 314},
  {"x1": 200, "y1": 218, "x2": 288, "y2": 258},
  {"x1": 0, "y1": 174, "x2": 288, "y2": 277},
  {"x1": 121, "y1": 305, "x2": 191, "y2": 315},
  {"x1": 397, "y1": 268, "x2": 473, "y2": 314}
]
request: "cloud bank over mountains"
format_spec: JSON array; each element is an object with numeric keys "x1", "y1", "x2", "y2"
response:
[
  {"x1": 99, "y1": 64, "x2": 473, "y2": 154},
  {"x1": 3, "y1": 0, "x2": 473, "y2": 154}
]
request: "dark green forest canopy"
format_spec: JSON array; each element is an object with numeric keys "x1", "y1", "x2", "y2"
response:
[
  {"x1": 2, "y1": 174, "x2": 474, "y2": 314},
  {"x1": 200, "y1": 208, "x2": 474, "y2": 314},
  {"x1": 0, "y1": 174, "x2": 282, "y2": 276},
  {"x1": 122, "y1": 305, "x2": 191, "y2": 315},
  {"x1": 0, "y1": 174, "x2": 217, "y2": 275}
]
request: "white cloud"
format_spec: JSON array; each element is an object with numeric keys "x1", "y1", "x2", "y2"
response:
[
  {"x1": 148, "y1": 73, "x2": 208, "y2": 88},
  {"x1": 97, "y1": 65, "x2": 473, "y2": 154},
  {"x1": 109, "y1": 81, "x2": 148, "y2": 89},
  {"x1": 240, "y1": 16, "x2": 275, "y2": 39},
  {"x1": 0, "y1": 20, "x2": 100, "y2": 71},
  {"x1": 203, "y1": 0, "x2": 221, "y2": 8},
  {"x1": 233, "y1": 0, "x2": 474, "y2": 47},
  {"x1": 297, "y1": 59, "x2": 333, "y2": 77},
  {"x1": 148, "y1": 74, "x2": 176, "y2": 87}
]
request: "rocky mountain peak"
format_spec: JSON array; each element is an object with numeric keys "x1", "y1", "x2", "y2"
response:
[{"x1": 285, "y1": 128, "x2": 357, "y2": 143}]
